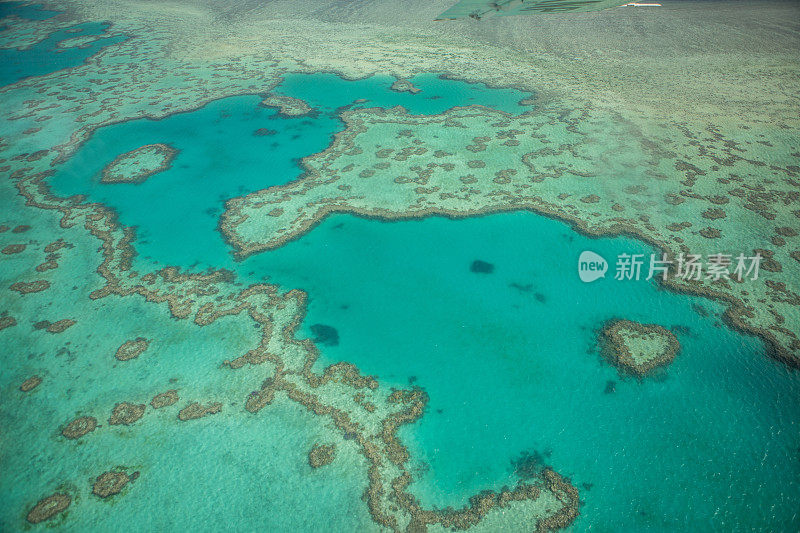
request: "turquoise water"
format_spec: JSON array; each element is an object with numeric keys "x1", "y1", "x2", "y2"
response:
[
  {"x1": 50, "y1": 72, "x2": 531, "y2": 268},
  {"x1": 274, "y1": 72, "x2": 532, "y2": 116},
  {"x1": 44, "y1": 73, "x2": 800, "y2": 531},
  {"x1": 0, "y1": 1, "x2": 59, "y2": 22},
  {"x1": 261, "y1": 212, "x2": 800, "y2": 531},
  {"x1": 0, "y1": 191, "x2": 376, "y2": 531},
  {"x1": 0, "y1": 20, "x2": 127, "y2": 87}
]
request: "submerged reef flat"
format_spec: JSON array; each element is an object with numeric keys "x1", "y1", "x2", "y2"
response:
[
  {"x1": 1, "y1": 0, "x2": 799, "y2": 530},
  {"x1": 600, "y1": 319, "x2": 680, "y2": 376},
  {"x1": 19, "y1": 374, "x2": 42, "y2": 392},
  {"x1": 100, "y1": 143, "x2": 177, "y2": 184},
  {"x1": 55, "y1": 32, "x2": 105, "y2": 49}
]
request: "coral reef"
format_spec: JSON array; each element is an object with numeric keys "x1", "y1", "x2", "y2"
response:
[
  {"x1": 0, "y1": 316, "x2": 16, "y2": 330},
  {"x1": 108, "y1": 402, "x2": 146, "y2": 425},
  {"x1": 390, "y1": 79, "x2": 421, "y2": 94},
  {"x1": 150, "y1": 389, "x2": 179, "y2": 409},
  {"x1": 114, "y1": 338, "x2": 150, "y2": 361},
  {"x1": 2, "y1": 244, "x2": 26, "y2": 254},
  {"x1": 220, "y1": 104, "x2": 800, "y2": 367},
  {"x1": 178, "y1": 402, "x2": 222, "y2": 421},
  {"x1": 9, "y1": 280, "x2": 50, "y2": 294},
  {"x1": 26, "y1": 493, "x2": 70, "y2": 524},
  {"x1": 45, "y1": 319, "x2": 76, "y2": 333},
  {"x1": 600, "y1": 319, "x2": 681, "y2": 376},
  {"x1": 260, "y1": 93, "x2": 312, "y2": 117},
  {"x1": 20, "y1": 375, "x2": 42, "y2": 392},
  {"x1": 62, "y1": 416, "x2": 98, "y2": 440},
  {"x1": 100, "y1": 143, "x2": 177, "y2": 184},
  {"x1": 3, "y1": 0, "x2": 797, "y2": 528},
  {"x1": 92, "y1": 470, "x2": 138, "y2": 498},
  {"x1": 308, "y1": 443, "x2": 336, "y2": 468}
]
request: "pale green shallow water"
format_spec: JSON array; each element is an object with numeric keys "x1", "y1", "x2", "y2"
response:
[
  {"x1": 42, "y1": 72, "x2": 800, "y2": 531},
  {"x1": 0, "y1": 172, "x2": 379, "y2": 531}
]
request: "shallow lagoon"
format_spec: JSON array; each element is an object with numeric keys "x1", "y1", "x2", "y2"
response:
[
  {"x1": 51, "y1": 72, "x2": 531, "y2": 268},
  {"x1": 47, "y1": 73, "x2": 800, "y2": 530},
  {"x1": 0, "y1": 1, "x2": 59, "y2": 22},
  {"x1": 251, "y1": 212, "x2": 800, "y2": 531}
]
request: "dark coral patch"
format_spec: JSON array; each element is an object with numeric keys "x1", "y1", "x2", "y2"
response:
[
  {"x1": 26, "y1": 493, "x2": 70, "y2": 524},
  {"x1": 46, "y1": 319, "x2": 76, "y2": 333},
  {"x1": 10, "y1": 280, "x2": 50, "y2": 294},
  {"x1": 62, "y1": 416, "x2": 98, "y2": 439},
  {"x1": 150, "y1": 389, "x2": 179, "y2": 409},
  {"x1": 115, "y1": 338, "x2": 150, "y2": 361},
  {"x1": 0, "y1": 316, "x2": 17, "y2": 330},
  {"x1": 109, "y1": 402, "x2": 145, "y2": 425},
  {"x1": 512, "y1": 449, "x2": 550, "y2": 480},
  {"x1": 178, "y1": 401, "x2": 222, "y2": 421},
  {"x1": 20, "y1": 375, "x2": 42, "y2": 392},
  {"x1": 310, "y1": 324, "x2": 339, "y2": 347},
  {"x1": 470, "y1": 260, "x2": 494, "y2": 274},
  {"x1": 699, "y1": 227, "x2": 721, "y2": 239},
  {"x1": 93, "y1": 470, "x2": 138, "y2": 498},
  {"x1": 308, "y1": 443, "x2": 336, "y2": 468},
  {"x1": 1, "y1": 244, "x2": 26, "y2": 254}
]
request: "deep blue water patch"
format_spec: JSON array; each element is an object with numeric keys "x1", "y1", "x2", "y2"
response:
[
  {"x1": 0, "y1": 1, "x2": 59, "y2": 22},
  {"x1": 0, "y1": 20, "x2": 126, "y2": 86}
]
